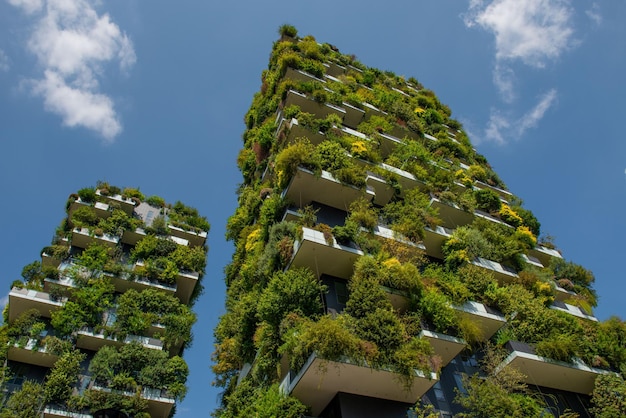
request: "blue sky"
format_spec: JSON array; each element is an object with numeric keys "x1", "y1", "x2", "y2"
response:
[{"x1": 0, "y1": 0, "x2": 624, "y2": 415}]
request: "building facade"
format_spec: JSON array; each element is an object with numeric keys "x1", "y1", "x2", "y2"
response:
[
  {"x1": 213, "y1": 26, "x2": 625, "y2": 418},
  {"x1": 1, "y1": 183, "x2": 209, "y2": 417}
]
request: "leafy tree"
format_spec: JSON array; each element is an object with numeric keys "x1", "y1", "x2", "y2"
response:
[
  {"x1": 1, "y1": 381, "x2": 44, "y2": 418},
  {"x1": 44, "y1": 350, "x2": 86, "y2": 404}
]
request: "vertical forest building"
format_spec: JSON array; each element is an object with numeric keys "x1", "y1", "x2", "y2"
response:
[
  {"x1": 1, "y1": 183, "x2": 209, "y2": 417},
  {"x1": 213, "y1": 26, "x2": 626, "y2": 418}
]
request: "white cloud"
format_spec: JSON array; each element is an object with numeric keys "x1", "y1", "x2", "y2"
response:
[
  {"x1": 585, "y1": 3, "x2": 602, "y2": 25},
  {"x1": 0, "y1": 49, "x2": 9, "y2": 71},
  {"x1": 8, "y1": 0, "x2": 135, "y2": 140},
  {"x1": 464, "y1": 0, "x2": 575, "y2": 99},
  {"x1": 481, "y1": 89, "x2": 557, "y2": 144},
  {"x1": 0, "y1": 295, "x2": 7, "y2": 323}
]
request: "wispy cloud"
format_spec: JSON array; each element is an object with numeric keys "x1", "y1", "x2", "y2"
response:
[
  {"x1": 0, "y1": 295, "x2": 7, "y2": 323},
  {"x1": 464, "y1": 0, "x2": 575, "y2": 99},
  {"x1": 0, "y1": 49, "x2": 9, "y2": 71},
  {"x1": 585, "y1": 2, "x2": 602, "y2": 26},
  {"x1": 8, "y1": 0, "x2": 135, "y2": 141},
  {"x1": 481, "y1": 89, "x2": 558, "y2": 144}
]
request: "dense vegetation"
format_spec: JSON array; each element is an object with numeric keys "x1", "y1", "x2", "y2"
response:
[
  {"x1": 213, "y1": 25, "x2": 625, "y2": 417},
  {"x1": 1, "y1": 183, "x2": 209, "y2": 417}
]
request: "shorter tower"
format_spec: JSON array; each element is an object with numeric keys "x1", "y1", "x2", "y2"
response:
[{"x1": 1, "y1": 183, "x2": 209, "y2": 418}]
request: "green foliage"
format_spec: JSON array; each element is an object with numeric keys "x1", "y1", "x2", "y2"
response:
[
  {"x1": 1, "y1": 381, "x2": 44, "y2": 418},
  {"x1": 591, "y1": 374, "x2": 626, "y2": 417},
  {"x1": 145, "y1": 195, "x2": 166, "y2": 207},
  {"x1": 419, "y1": 289, "x2": 457, "y2": 334},
  {"x1": 383, "y1": 188, "x2": 438, "y2": 242},
  {"x1": 274, "y1": 138, "x2": 319, "y2": 188},
  {"x1": 77, "y1": 187, "x2": 96, "y2": 203},
  {"x1": 257, "y1": 268, "x2": 325, "y2": 329},
  {"x1": 44, "y1": 350, "x2": 85, "y2": 404},
  {"x1": 76, "y1": 243, "x2": 110, "y2": 272},
  {"x1": 98, "y1": 209, "x2": 142, "y2": 236},
  {"x1": 71, "y1": 206, "x2": 98, "y2": 228},
  {"x1": 474, "y1": 188, "x2": 502, "y2": 213}
]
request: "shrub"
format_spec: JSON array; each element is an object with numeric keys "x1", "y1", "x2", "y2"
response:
[{"x1": 77, "y1": 187, "x2": 96, "y2": 203}]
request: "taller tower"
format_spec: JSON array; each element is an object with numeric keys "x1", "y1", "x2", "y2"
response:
[
  {"x1": 213, "y1": 27, "x2": 624, "y2": 417},
  {"x1": 1, "y1": 183, "x2": 209, "y2": 417}
]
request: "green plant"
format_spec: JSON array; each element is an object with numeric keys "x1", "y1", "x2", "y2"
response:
[{"x1": 278, "y1": 24, "x2": 298, "y2": 38}]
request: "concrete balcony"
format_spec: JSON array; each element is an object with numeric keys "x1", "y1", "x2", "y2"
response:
[
  {"x1": 380, "y1": 163, "x2": 428, "y2": 195},
  {"x1": 381, "y1": 286, "x2": 411, "y2": 312},
  {"x1": 423, "y1": 225, "x2": 454, "y2": 260},
  {"x1": 429, "y1": 197, "x2": 473, "y2": 229},
  {"x1": 520, "y1": 253, "x2": 544, "y2": 268},
  {"x1": 323, "y1": 61, "x2": 346, "y2": 77},
  {"x1": 280, "y1": 352, "x2": 438, "y2": 416},
  {"x1": 288, "y1": 226, "x2": 363, "y2": 280},
  {"x1": 283, "y1": 166, "x2": 375, "y2": 212},
  {"x1": 42, "y1": 406, "x2": 92, "y2": 418},
  {"x1": 8, "y1": 287, "x2": 66, "y2": 322},
  {"x1": 550, "y1": 301, "x2": 598, "y2": 322},
  {"x1": 473, "y1": 181, "x2": 513, "y2": 203},
  {"x1": 376, "y1": 132, "x2": 404, "y2": 158},
  {"x1": 283, "y1": 90, "x2": 346, "y2": 121},
  {"x1": 90, "y1": 384, "x2": 175, "y2": 418},
  {"x1": 341, "y1": 101, "x2": 365, "y2": 129},
  {"x1": 71, "y1": 227, "x2": 119, "y2": 249},
  {"x1": 284, "y1": 67, "x2": 326, "y2": 84},
  {"x1": 470, "y1": 257, "x2": 518, "y2": 284},
  {"x1": 68, "y1": 198, "x2": 111, "y2": 219},
  {"x1": 365, "y1": 171, "x2": 394, "y2": 206},
  {"x1": 453, "y1": 301, "x2": 506, "y2": 341},
  {"x1": 133, "y1": 261, "x2": 198, "y2": 305},
  {"x1": 362, "y1": 102, "x2": 387, "y2": 120},
  {"x1": 105, "y1": 270, "x2": 177, "y2": 298},
  {"x1": 95, "y1": 190, "x2": 136, "y2": 215},
  {"x1": 528, "y1": 245, "x2": 563, "y2": 268},
  {"x1": 419, "y1": 330, "x2": 466, "y2": 367},
  {"x1": 76, "y1": 327, "x2": 164, "y2": 352},
  {"x1": 553, "y1": 283, "x2": 577, "y2": 302},
  {"x1": 167, "y1": 224, "x2": 207, "y2": 247},
  {"x1": 7, "y1": 337, "x2": 60, "y2": 368},
  {"x1": 497, "y1": 340, "x2": 609, "y2": 394},
  {"x1": 283, "y1": 117, "x2": 327, "y2": 146}
]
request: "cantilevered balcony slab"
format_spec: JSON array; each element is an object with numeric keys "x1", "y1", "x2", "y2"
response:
[
  {"x1": 553, "y1": 283, "x2": 577, "y2": 303},
  {"x1": 471, "y1": 257, "x2": 518, "y2": 284},
  {"x1": 105, "y1": 271, "x2": 177, "y2": 298},
  {"x1": 362, "y1": 102, "x2": 387, "y2": 120},
  {"x1": 453, "y1": 301, "x2": 506, "y2": 341},
  {"x1": 376, "y1": 132, "x2": 404, "y2": 158},
  {"x1": 341, "y1": 102, "x2": 365, "y2": 128},
  {"x1": 281, "y1": 353, "x2": 438, "y2": 416},
  {"x1": 284, "y1": 67, "x2": 326, "y2": 84},
  {"x1": 8, "y1": 287, "x2": 65, "y2": 322},
  {"x1": 366, "y1": 172, "x2": 394, "y2": 206},
  {"x1": 8, "y1": 338, "x2": 60, "y2": 368},
  {"x1": 381, "y1": 285, "x2": 410, "y2": 312},
  {"x1": 389, "y1": 124, "x2": 420, "y2": 141},
  {"x1": 498, "y1": 341, "x2": 609, "y2": 394},
  {"x1": 68, "y1": 199, "x2": 111, "y2": 219},
  {"x1": 133, "y1": 261, "x2": 197, "y2": 304},
  {"x1": 283, "y1": 166, "x2": 374, "y2": 211},
  {"x1": 323, "y1": 61, "x2": 346, "y2": 77},
  {"x1": 167, "y1": 224, "x2": 207, "y2": 247},
  {"x1": 90, "y1": 384, "x2": 175, "y2": 418},
  {"x1": 473, "y1": 181, "x2": 513, "y2": 202},
  {"x1": 423, "y1": 225, "x2": 453, "y2": 260},
  {"x1": 520, "y1": 254, "x2": 543, "y2": 268},
  {"x1": 43, "y1": 406, "x2": 92, "y2": 418},
  {"x1": 284, "y1": 90, "x2": 346, "y2": 121},
  {"x1": 76, "y1": 328, "x2": 164, "y2": 352},
  {"x1": 71, "y1": 227, "x2": 119, "y2": 249},
  {"x1": 528, "y1": 245, "x2": 563, "y2": 268},
  {"x1": 284, "y1": 117, "x2": 327, "y2": 146},
  {"x1": 288, "y1": 227, "x2": 363, "y2": 280},
  {"x1": 551, "y1": 301, "x2": 598, "y2": 322},
  {"x1": 429, "y1": 197, "x2": 474, "y2": 229},
  {"x1": 380, "y1": 163, "x2": 428, "y2": 195},
  {"x1": 95, "y1": 190, "x2": 136, "y2": 215},
  {"x1": 419, "y1": 330, "x2": 466, "y2": 367}
]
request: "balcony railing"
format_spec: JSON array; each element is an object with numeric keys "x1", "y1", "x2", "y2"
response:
[
  {"x1": 528, "y1": 245, "x2": 563, "y2": 268},
  {"x1": 43, "y1": 406, "x2": 92, "y2": 418},
  {"x1": 429, "y1": 197, "x2": 474, "y2": 229},
  {"x1": 280, "y1": 352, "x2": 438, "y2": 416},
  {"x1": 133, "y1": 261, "x2": 197, "y2": 304},
  {"x1": 283, "y1": 90, "x2": 347, "y2": 122},
  {"x1": 470, "y1": 257, "x2": 518, "y2": 284},
  {"x1": 422, "y1": 225, "x2": 454, "y2": 260},
  {"x1": 95, "y1": 189, "x2": 137, "y2": 215},
  {"x1": 287, "y1": 226, "x2": 363, "y2": 280},
  {"x1": 8, "y1": 287, "x2": 66, "y2": 322},
  {"x1": 497, "y1": 340, "x2": 610, "y2": 394},
  {"x1": 90, "y1": 383, "x2": 175, "y2": 418},
  {"x1": 167, "y1": 224, "x2": 207, "y2": 247}
]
